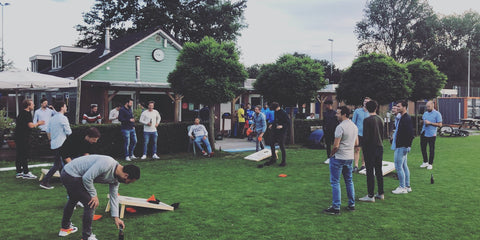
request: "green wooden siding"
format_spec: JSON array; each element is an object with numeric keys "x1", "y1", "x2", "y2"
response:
[{"x1": 82, "y1": 35, "x2": 180, "y2": 83}]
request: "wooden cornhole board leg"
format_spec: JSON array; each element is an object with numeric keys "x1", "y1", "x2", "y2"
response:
[
  {"x1": 358, "y1": 161, "x2": 395, "y2": 176},
  {"x1": 38, "y1": 168, "x2": 60, "y2": 181},
  {"x1": 105, "y1": 195, "x2": 174, "y2": 218},
  {"x1": 244, "y1": 149, "x2": 278, "y2": 161}
]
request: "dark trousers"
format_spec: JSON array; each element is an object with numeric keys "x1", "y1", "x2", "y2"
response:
[
  {"x1": 15, "y1": 139, "x2": 29, "y2": 174},
  {"x1": 43, "y1": 148, "x2": 63, "y2": 184},
  {"x1": 420, "y1": 133, "x2": 436, "y2": 165},
  {"x1": 324, "y1": 130, "x2": 334, "y2": 158},
  {"x1": 270, "y1": 130, "x2": 286, "y2": 163},
  {"x1": 364, "y1": 146, "x2": 384, "y2": 197},
  {"x1": 238, "y1": 122, "x2": 245, "y2": 138},
  {"x1": 61, "y1": 170, "x2": 95, "y2": 240}
]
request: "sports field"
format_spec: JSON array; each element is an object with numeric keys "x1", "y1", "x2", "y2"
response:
[{"x1": 0, "y1": 135, "x2": 479, "y2": 239}]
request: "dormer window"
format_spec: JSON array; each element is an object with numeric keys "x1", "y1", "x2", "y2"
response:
[{"x1": 52, "y1": 52, "x2": 62, "y2": 70}]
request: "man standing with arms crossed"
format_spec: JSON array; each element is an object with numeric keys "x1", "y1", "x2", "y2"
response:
[
  {"x1": 420, "y1": 101, "x2": 442, "y2": 170},
  {"x1": 139, "y1": 101, "x2": 161, "y2": 159},
  {"x1": 58, "y1": 155, "x2": 140, "y2": 240},
  {"x1": 118, "y1": 99, "x2": 137, "y2": 161},
  {"x1": 40, "y1": 101, "x2": 72, "y2": 189},
  {"x1": 324, "y1": 106, "x2": 358, "y2": 215},
  {"x1": 352, "y1": 97, "x2": 371, "y2": 172},
  {"x1": 359, "y1": 100, "x2": 385, "y2": 202},
  {"x1": 392, "y1": 100, "x2": 414, "y2": 194},
  {"x1": 15, "y1": 99, "x2": 45, "y2": 179}
]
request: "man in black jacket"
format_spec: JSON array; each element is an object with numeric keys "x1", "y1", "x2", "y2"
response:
[
  {"x1": 323, "y1": 100, "x2": 338, "y2": 163},
  {"x1": 259, "y1": 102, "x2": 289, "y2": 168},
  {"x1": 392, "y1": 100, "x2": 414, "y2": 194}
]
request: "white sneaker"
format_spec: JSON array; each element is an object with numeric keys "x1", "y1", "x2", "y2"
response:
[
  {"x1": 406, "y1": 187, "x2": 412, "y2": 192},
  {"x1": 359, "y1": 195, "x2": 375, "y2": 202},
  {"x1": 22, "y1": 172, "x2": 37, "y2": 179},
  {"x1": 392, "y1": 186, "x2": 408, "y2": 194},
  {"x1": 141, "y1": 155, "x2": 147, "y2": 160},
  {"x1": 324, "y1": 158, "x2": 330, "y2": 164},
  {"x1": 152, "y1": 154, "x2": 160, "y2": 159},
  {"x1": 15, "y1": 173, "x2": 24, "y2": 178},
  {"x1": 58, "y1": 223, "x2": 78, "y2": 237},
  {"x1": 125, "y1": 156, "x2": 131, "y2": 161},
  {"x1": 77, "y1": 201, "x2": 84, "y2": 208},
  {"x1": 85, "y1": 233, "x2": 98, "y2": 240},
  {"x1": 427, "y1": 165, "x2": 433, "y2": 170},
  {"x1": 130, "y1": 155, "x2": 138, "y2": 160},
  {"x1": 420, "y1": 162, "x2": 429, "y2": 168}
]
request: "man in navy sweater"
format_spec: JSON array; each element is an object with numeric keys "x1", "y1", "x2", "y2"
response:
[
  {"x1": 392, "y1": 100, "x2": 414, "y2": 194},
  {"x1": 118, "y1": 98, "x2": 137, "y2": 161}
]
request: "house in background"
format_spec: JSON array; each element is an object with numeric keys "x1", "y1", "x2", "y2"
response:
[{"x1": 30, "y1": 27, "x2": 189, "y2": 124}]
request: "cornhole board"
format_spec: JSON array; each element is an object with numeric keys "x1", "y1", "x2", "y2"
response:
[
  {"x1": 244, "y1": 149, "x2": 278, "y2": 161},
  {"x1": 105, "y1": 195, "x2": 174, "y2": 218},
  {"x1": 358, "y1": 161, "x2": 395, "y2": 176},
  {"x1": 38, "y1": 168, "x2": 60, "y2": 181}
]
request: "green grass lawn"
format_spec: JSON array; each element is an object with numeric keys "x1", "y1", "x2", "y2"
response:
[{"x1": 1, "y1": 135, "x2": 479, "y2": 240}]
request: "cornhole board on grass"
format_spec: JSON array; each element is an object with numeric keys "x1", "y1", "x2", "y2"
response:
[
  {"x1": 105, "y1": 195, "x2": 174, "y2": 218},
  {"x1": 244, "y1": 149, "x2": 278, "y2": 161},
  {"x1": 358, "y1": 161, "x2": 395, "y2": 176},
  {"x1": 38, "y1": 168, "x2": 60, "y2": 181}
]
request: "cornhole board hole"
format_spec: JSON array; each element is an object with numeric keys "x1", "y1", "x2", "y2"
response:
[
  {"x1": 38, "y1": 168, "x2": 60, "y2": 181},
  {"x1": 358, "y1": 161, "x2": 395, "y2": 176},
  {"x1": 105, "y1": 195, "x2": 174, "y2": 218},
  {"x1": 244, "y1": 149, "x2": 278, "y2": 161}
]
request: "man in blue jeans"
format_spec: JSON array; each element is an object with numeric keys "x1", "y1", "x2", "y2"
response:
[
  {"x1": 324, "y1": 106, "x2": 359, "y2": 215},
  {"x1": 139, "y1": 101, "x2": 161, "y2": 159},
  {"x1": 392, "y1": 100, "x2": 414, "y2": 194},
  {"x1": 118, "y1": 98, "x2": 137, "y2": 161},
  {"x1": 188, "y1": 118, "x2": 213, "y2": 157}
]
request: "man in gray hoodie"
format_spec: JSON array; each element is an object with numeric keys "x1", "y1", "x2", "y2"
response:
[{"x1": 58, "y1": 155, "x2": 140, "y2": 240}]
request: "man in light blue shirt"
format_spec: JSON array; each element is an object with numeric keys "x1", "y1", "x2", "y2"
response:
[
  {"x1": 352, "y1": 97, "x2": 371, "y2": 172},
  {"x1": 40, "y1": 101, "x2": 72, "y2": 190},
  {"x1": 253, "y1": 105, "x2": 267, "y2": 151},
  {"x1": 420, "y1": 101, "x2": 442, "y2": 170},
  {"x1": 33, "y1": 98, "x2": 54, "y2": 131}
]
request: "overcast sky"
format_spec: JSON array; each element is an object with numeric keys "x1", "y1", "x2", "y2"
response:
[{"x1": 3, "y1": 0, "x2": 480, "y2": 71}]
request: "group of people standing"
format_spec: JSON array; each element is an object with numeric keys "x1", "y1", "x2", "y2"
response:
[{"x1": 323, "y1": 97, "x2": 442, "y2": 215}]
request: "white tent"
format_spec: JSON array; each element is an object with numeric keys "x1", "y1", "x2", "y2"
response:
[
  {"x1": 0, "y1": 69, "x2": 77, "y2": 115},
  {"x1": 0, "y1": 69, "x2": 76, "y2": 90}
]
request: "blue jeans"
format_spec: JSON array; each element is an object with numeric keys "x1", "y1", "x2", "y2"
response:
[
  {"x1": 121, "y1": 129, "x2": 137, "y2": 157},
  {"x1": 194, "y1": 136, "x2": 212, "y2": 154},
  {"x1": 43, "y1": 148, "x2": 63, "y2": 184},
  {"x1": 255, "y1": 131, "x2": 264, "y2": 152},
  {"x1": 394, "y1": 147, "x2": 410, "y2": 188},
  {"x1": 329, "y1": 157, "x2": 355, "y2": 209},
  {"x1": 143, "y1": 131, "x2": 158, "y2": 155}
]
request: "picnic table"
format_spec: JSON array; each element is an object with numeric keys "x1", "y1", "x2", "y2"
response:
[{"x1": 458, "y1": 118, "x2": 480, "y2": 130}]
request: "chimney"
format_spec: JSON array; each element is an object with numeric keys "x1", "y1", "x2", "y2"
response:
[{"x1": 100, "y1": 27, "x2": 111, "y2": 58}]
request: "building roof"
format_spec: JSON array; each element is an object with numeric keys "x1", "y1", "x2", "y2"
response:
[{"x1": 45, "y1": 27, "x2": 182, "y2": 80}]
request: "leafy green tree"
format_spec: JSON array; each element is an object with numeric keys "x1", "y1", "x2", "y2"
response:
[
  {"x1": 76, "y1": 0, "x2": 247, "y2": 47},
  {"x1": 337, "y1": 53, "x2": 412, "y2": 105},
  {"x1": 245, "y1": 64, "x2": 262, "y2": 79},
  {"x1": 168, "y1": 36, "x2": 247, "y2": 149},
  {"x1": 355, "y1": 0, "x2": 435, "y2": 61},
  {"x1": 254, "y1": 53, "x2": 327, "y2": 143}
]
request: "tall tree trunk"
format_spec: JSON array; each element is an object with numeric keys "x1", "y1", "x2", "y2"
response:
[
  {"x1": 209, "y1": 105, "x2": 216, "y2": 151},
  {"x1": 167, "y1": 92, "x2": 184, "y2": 123}
]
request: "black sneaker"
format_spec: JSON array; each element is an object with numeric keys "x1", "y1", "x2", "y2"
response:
[
  {"x1": 352, "y1": 166, "x2": 358, "y2": 173},
  {"x1": 279, "y1": 162, "x2": 286, "y2": 167},
  {"x1": 346, "y1": 205, "x2": 355, "y2": 211},
  {"x1": 323, "y1": 206, "x2": 340, "y2": 215},
  {"x1": 40, "y1": 182, "x2": 54, "y2": 190}
]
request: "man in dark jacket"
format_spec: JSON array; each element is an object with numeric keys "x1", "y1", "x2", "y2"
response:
[
  {"x1": 118, "y1": 98, "x2": 137, "y2": 161},
  {"x1": 392, "y1": 100, "x2": 414, "y2": 194},
  {"x1": 323, "y1": 100, "x2": 338, "y2": 163},
  {"x1": 258, "y1": 102, "x2": 289, "y2": 168}
]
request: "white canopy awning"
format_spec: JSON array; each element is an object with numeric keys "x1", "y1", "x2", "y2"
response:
[{"x1": 0, "y1": 69, "x2": 77, "y2": 90}]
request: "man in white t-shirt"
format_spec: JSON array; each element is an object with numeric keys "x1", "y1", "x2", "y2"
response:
[
  {"x1": 109, "y1": 104, "x2": 121, "y2": 124},
  {"x1": 139, "y1": 101, "x2": 161, "y2": 159},
  {"x1": 324, "y1": 106, "x2": 359, "y2": 215}
]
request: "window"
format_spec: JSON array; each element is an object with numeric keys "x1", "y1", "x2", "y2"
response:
[{"x1": 51, "y1": 53, "x2": 62, "y2": 70}]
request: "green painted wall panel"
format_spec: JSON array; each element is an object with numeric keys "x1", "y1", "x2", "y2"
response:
[{"x1": 83, "y1": 35, "x2": 180, "y2": 83}]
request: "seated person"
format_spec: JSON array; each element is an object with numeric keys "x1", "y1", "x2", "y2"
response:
[{"x1": 188, "y1": 118, "x2": 214, "y2": 157}]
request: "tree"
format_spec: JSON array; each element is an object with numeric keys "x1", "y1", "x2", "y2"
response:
[
  {"x1": 337, "y1": 53, "x2": 412, "y2": 106},
  {"x1": 355, "y1": 0, "x2": 435, "y2": 61},
  {"x1": 76, "y1": 0, "x2": 247, "y2": 47},
  {"x1": 245, "y1": 64, "x2": 262, "y2": 79},
  {"x1": 316, "y1": 59, "x2": 342, "y2": 84},
  {"x1": 168, "y1": 36, "x2": 247, "y2": 149},
  {"x1": 254, "y1": 53, "x2": 327, "y2": 143}
]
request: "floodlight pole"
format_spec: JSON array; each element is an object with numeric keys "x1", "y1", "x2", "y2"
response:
[
  {"x1": 328, "y1": 39, "x2": 333, "y2": 76},
  {"x1": 0, "y1": 2, "x2": 10, "y2": 72},
  {"x1": 468, "y1": 49, "x2": 471, "y2": 97}
]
